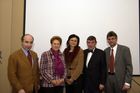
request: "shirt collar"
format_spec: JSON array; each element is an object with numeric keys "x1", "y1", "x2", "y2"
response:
[
  {"x1": 110, "y1": 44, "x2": 118, "y2": 50},
  {"x1": 88, "y1": 48, "x2": 95, "y2": 52},
  {"x1": 22, "y1": 48, "x2": 29, "y2": 56}
]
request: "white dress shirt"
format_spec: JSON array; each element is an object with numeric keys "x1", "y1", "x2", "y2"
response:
[{"x1": 86, "y1": 48, "x2": 95, "y2": 67}]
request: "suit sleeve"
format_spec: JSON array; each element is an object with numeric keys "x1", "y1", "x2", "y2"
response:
[
  {"x1": 8, "y1": 55, "x2": 23, "y2": 91},
  {"x1": 34, "y1": 54, "x2": 40, "y2": 90},
  {"x1": 99, "y1": 51, "x2": 107, "y2": 85},
  {"x1": 124, "y1": 47, "x2": 133, "y2": 85}
]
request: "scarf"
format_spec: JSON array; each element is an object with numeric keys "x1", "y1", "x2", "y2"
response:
[{"x1": 51, "y1": 48, "x2": 64, "y2": 77}]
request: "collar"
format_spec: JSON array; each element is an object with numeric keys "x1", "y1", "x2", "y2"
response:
[
  {"x1": 88, "y1": 48, "x2": 95, "y2": 53},
  {"x1": 110, "y1": 44, "x2": 118, "y2": 50},
  {"x1": 22, "y1": 48, "x2": 29, "y2": 56}
]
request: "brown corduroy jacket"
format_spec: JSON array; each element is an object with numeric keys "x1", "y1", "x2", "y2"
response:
[{"x1": 8, "y1": 49, "x2": 39, "y2": 93}]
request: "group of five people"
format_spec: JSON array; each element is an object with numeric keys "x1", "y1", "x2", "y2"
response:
[{"x1": 8, "y1": 31, "x2": 133, "y2": 93}]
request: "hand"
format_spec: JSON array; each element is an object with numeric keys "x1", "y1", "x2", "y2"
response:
[
  {"x1": 58, "y1": 79, "x2": 64, "y2": 85},
  {"x1": 66, "y1": 78, "x2": 74, "y2": 85},
  {"x1": 51, "y1": 80, "x2": 57, "y2": 86},
  {"x1": 99, "y1": 84, "x2": 104, "y2": 91},
  {"x1": 51, "y1": 79, "x2": 64, "y2": 86},
  {"x1": 38, "y1": 85, "x2": 40, "y2": 90},
  {"x1": 122, "y1": 84, "x2": 130, "y2": 91},
  {"x1": 55, "y1": 79, "x2": 64, "y2": 86},
  {"x1": 18, "y1": 89, "x2": 25, "y2": 93}
]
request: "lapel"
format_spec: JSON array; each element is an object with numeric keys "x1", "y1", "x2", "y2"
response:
[
  {"x1": 115, "y1": 45, "x2": 121, "y2": 65},
  {"x1": 106, "y1": 45, "x2": 121, "y2": 66},
  {"x1": 84, "y1": 49, "x2": 90, "y2": 68},
  {"x1": 86, "y1": 48, "x2": 95, "y2": 68},
  {"x1": 19, "y1": 49, "x2": 32, "y2": 67},
  {"x1": 31, "y1": 50, "x2": 38, "y2": 69},
  {"x1": 106, "y1": 48, "x2": 110, "y2": 65},
  {"x1": 84, "y1": 49, "x2": 88, "y2": 62}
]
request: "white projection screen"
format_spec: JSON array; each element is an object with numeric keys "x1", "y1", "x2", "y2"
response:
[{"x1": 25, "y1": 0, "x2": 139, "y2": 75}]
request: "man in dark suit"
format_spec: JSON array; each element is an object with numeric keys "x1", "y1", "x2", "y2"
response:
[
  {"x1": 104, "y1": 31, "x2": 133, "y2": 93},
  {"x1": 8, "y1": 34, "x2": 39, "y2": 93},
  {"x1": 83, "y1": 36, "x2": 107, "y2": 93}
]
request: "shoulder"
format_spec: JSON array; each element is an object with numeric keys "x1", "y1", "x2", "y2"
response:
[
  {"x1": 79, "y1": 48, "x2": 83, "y2": 51},
  {"x1": 41, "y1": 50, "x2": 49, "y2": 56},
  {"x1": 64, "y1": 48, "x2": 67, "y2": 52},
  {"x1": 95, "y1": 48, "x2": 105, "y2": 54},
  {"x1": 118, "y1": 44, "x2": 129, "y2": 49},
  {"x1": 30, "y1": 50, "x2": 37, "y2": 54},
  {"x1": 84, "y1": 49, "x2": 88, "y2": 51},
  {"x1": 104, "y1": 47, "x2": 110, "y2": 52},
  {"x1": 78, "y1": 48, "x2": 84, "y2": 54},
  {"x1": 95, "y1": 48, "x2": 104, "y2": 52},
  {"x1": 84, "y1": 49, "x2": 88, "y2": 53},
  {"x1": 8, "y1": 49, "x2": 23, "y2": 62},
  {"x1": 30, "y1": 50, "x2": 38, "y2": 56},
  {"x1": 118, "y1": 44, "x2": 130, "y2": 51},
  {"x1": 63, "y1": 48, "x2": 69, "y2": 54},
  {"x1": 9, "y1": 49, "x2": 22, "y2": 58}
]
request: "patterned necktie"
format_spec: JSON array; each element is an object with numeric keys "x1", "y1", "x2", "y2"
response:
[
  {"x1": 109, "y1": 49, "x2": 114, "y2": 73},
  {"x1": 27, "y1": 50, "x2": 32, "y2": 65}
]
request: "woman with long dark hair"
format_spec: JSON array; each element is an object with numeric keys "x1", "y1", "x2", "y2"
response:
[{"x1": 64, "y1": 34, "x2": 84, "y2": 93}]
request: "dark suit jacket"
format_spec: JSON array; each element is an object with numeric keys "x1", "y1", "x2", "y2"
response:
[
  {"x1": 83, "y1": 48, "x2": 107, "y2": 92},
  {"x1": 104, "y1": 44, "x2": 133, "y2": 87},
  {"x1": 8, "y1": 49, "x2": 39, "y2": 93}
]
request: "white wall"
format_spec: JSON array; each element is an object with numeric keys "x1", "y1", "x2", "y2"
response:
[{"x1": 25, "y1": 0, "x2": 139, "y2": 75}]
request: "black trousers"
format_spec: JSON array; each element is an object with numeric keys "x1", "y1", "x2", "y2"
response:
[
  {"x1": 65, "y1": 75, "x2": 83, "y2": 93},
  {"x1": 39, "y1": 86, "x2": 64, "y2": 93}
]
